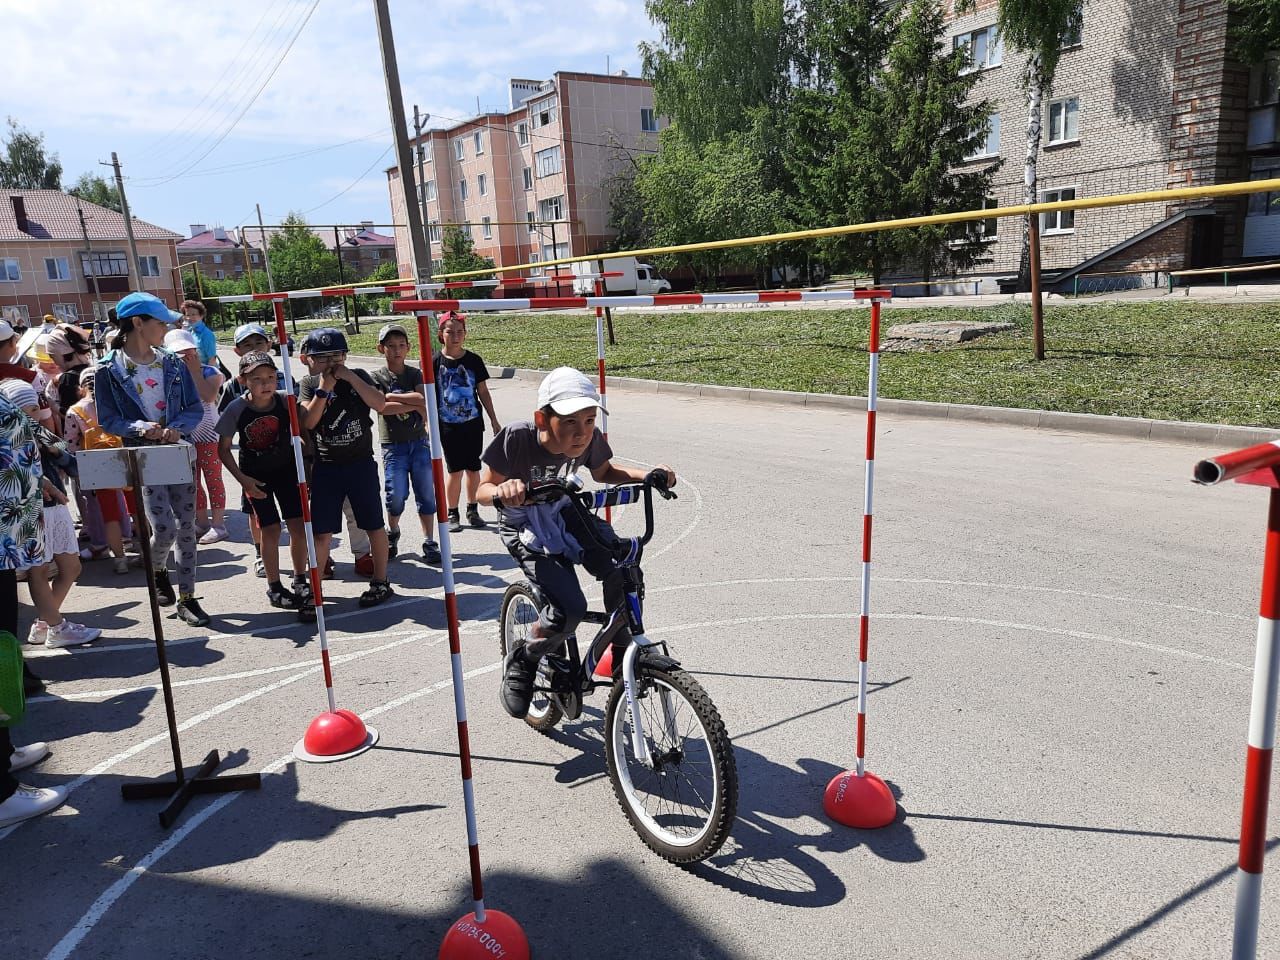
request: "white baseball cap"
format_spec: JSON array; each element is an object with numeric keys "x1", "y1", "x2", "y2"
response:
[
  {"x1": 0, "y1": 320, "x2": 14, "y2": 341},
  {"x1": 537, "y1": 366, "x2": 602, "y2": 416},
  {"x1": 164, "y1": 329, "x2": 199, "y2": 353}
]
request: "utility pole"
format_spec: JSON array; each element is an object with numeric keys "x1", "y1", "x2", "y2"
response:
[
  {"x1": 75, "y1": 198, "x2": 107, "y2": 331},
  {"x1": 256, "y1": 203, "x2": 276, "y2": 292},
  {"x1": 374, "y1": 0, "x2": 431, "y2": 286},
  {"x1": 414, "y1": 105, "x2": 431, "y2": 263},
  {"x1": 105, "y1": 152, "x2": 140, "y2": 287},
  {"x1": 334, "y1": 225, "x2": 353, "y2": 331}
]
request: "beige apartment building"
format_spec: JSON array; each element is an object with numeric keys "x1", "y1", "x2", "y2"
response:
[
  {"x1": 387, "y1": 71, "x2": 662, "y2": 278},
  {"x1": 0, "y1": 191, "x2": 181, "y2": 326},
  {"x1": 943, "y1": 0, "x2": 1275, "y2": 292}
]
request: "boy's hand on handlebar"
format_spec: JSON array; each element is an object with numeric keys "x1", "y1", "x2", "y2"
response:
[
  {"x1": 495, "y1": 478, "x2": 527, "y2": 507},
  {"x1": 647, "y1": 466, "x2": 677, "y2": 490}
]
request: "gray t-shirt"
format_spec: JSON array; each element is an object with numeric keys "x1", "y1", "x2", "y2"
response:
[
  {"x1": 371, "y1": 364, "x2": 425, "y2": 445},
  {"x1": 482, "y1": 420, "x2": 612, "y2": 557}
]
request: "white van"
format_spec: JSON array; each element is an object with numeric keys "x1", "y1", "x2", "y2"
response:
[{"x1": 572, "y1": 257, "x2": 671, "y2": 296}]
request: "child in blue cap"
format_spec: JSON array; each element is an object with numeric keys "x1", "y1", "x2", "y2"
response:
[{"x1": 95, "y1": 292, "x2": 212, "y2": 627}]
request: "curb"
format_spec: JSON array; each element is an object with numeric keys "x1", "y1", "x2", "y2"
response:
[{"x1": 498, "y1": 367, "x2": 1277, "y2": 448}]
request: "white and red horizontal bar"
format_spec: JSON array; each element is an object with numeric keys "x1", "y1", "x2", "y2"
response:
[
  {"x1": 392, "y1": 289, "x2": 893, "y2": 313},
  {"x1": 1195, "y1": 441, "x2": 1280, "y2": 487}
]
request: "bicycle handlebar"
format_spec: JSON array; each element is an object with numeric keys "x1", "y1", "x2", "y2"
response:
[{"x1": 492, "y1": 472, "x2": 676, "y2": 546}]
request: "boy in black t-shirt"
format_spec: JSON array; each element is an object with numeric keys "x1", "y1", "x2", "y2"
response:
[
  {"x1": 372, "y1": 323, "x2": 439, "y2": 564},
  {"x1": 215, "y1": 352, "x2": 313, "y2": 621},
  {"x1": 298, "y1": 328, "x2": 393, "y2": 607},
  {"x1": 433, "y1": 311, "x2": 500, "y2": 533},
  {"x1": 477, "y1": 366, "x2": 676, "y2": 719}
]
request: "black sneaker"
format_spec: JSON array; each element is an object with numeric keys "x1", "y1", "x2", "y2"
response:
[
  {"x1": 387, "y1": 528, "x2": 401, "y2": 559},
  {"x1": 358, "y1": 579, "x2": 395, "y2": 607},
  {"x1": 447, "y1": 508, "x2": 462, "y2": 533},
  {"x1": 153, "y1": 568, "x2": 176, "y2": 606},
  {"x1": 267, "y1": 582, "x2": 300, "y2": 610},
  {"x1": 175, "y1": 596, "x2": 211, "y2": 627},
  {"x1": 466, "y1": 503, "x2": 486, "y2": 528},
  {"x1": 422, "y1": 539, "x2": 442, "y2": 565},
  {"x1": 292, "y1": 575, "x2": 313, "y2": 603},
  {"x1": 500, "y1": 644, "x2": 538, "y2": 719}
]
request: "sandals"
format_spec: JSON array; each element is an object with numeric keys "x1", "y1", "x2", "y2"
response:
[{"x1": 358, "y1": 580, "x2": 395, "y2": 608}]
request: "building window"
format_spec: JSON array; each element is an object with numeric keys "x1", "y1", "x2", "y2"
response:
[
  {"x1": 1, "y1": 258, "x2": 20, "y2": 282},
  {"x1": 478, "y1": 173, "x2": 488, "y2": 196},
  {"x1": 429, "y1": 220, "x2": 442, "y2": 244},
  {"x1": 44, "y1": 257, "x2": 71, "y2": 281},
  {"x1": 532, "y1": 98, "x2": 557, "y2": 127},
  {"x1": 81, "y1": 251, "x2": 129, "y2": 277},
  {"x1": 51, "y1": 302, "x2": 79, "y2": 322},
  {"x1": 641, "y1": 108, "x2": 657, "y2": 132},
  {"x1": 214, "y1": 269, "x2": 225, "y2": 280},
  {"x1": 535, "y1": 145, "x2": 563, "y2": 178},
  {"x1": 1041, "y1": 187, "x2": 1077, "y2": 234},
  {"x1": 482, "y1": 217, "x2": 493, "y2": 240},
  {"x1": 1063, "y1": 4, "x2": 1084, "y2": 47},
  {"x1": 973, "y1": 198, "x2": 999, "y2": 241},
  {"x1": 138, "y1": 255, "x2": 161, "y2": 278},
  {"x1": 251, "y1": 252, "x2": 261, "y2": 264},
  {"x1": 523, "y1": 167, "x2": 533, "y2": 191},
  {"x1": 538, "y1": 195, "x2": 564, "y2": 221},
  {"x1": 1047, "y1": 97, "x2": 1079, "y2": 144},
  {"x1": 211, "y1": 253, "x2": 223, "y2": 264},
  {"x1": 541, "y1": 242, "x2": 569, "y2": 262},
  {"x1": 527, "y1": 211, "x2": 537, "y2": 235},
  {"x1": 371, "y1": 250, "x2": 382, "y2": 260},
  {"x1": 454, "y1": 139, "x2": 465, "y2": 161},
  {"x1": 458, "y1": 178, "x2": 469, "y2": 201},
  {"x1": 967, "y1": 113, "x2": 1000, "y2": 160},
  {"x1": 474, "y1": 131, "x2": 484, "y2": 154},
  {"x1": 1, "y1": 305, "x2": 30, "y2": 325},
  {"x1": 517, "y1": 122, "x2": 529, "y2": 146},
  {"x1": 529, "y1": 250, "x2": 541, "y2": 275},
  {"x1": 954, "y1": 25, "x2": 1002, "y2": 73},
  {"x1": 1248, "y1": 159, "x2": 1280, "y2": 217}
]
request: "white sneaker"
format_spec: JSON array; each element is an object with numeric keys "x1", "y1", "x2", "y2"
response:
[
  {"x1": 26, "y1": 620, "x2": 48, "y2": 645},
  {"x1": 9, "y1": 742, "x2": 50, "y2": 773},
  {"x1": 199, "y1": 526, "x2": 228, "y2": 545},
  {"x1": 44, "y1": 620, "x2": 100, "y2": 648},
  {"x1": 0, "y1": 783, "x2": 67, "y2": 828},
  {"x1": 254, "y1": 557, "x2": 265, "y2": 578}
]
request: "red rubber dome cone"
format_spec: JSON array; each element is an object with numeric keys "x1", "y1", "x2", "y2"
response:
[
  {"x1": 438, "y1": 910, "x2": 530, "y2": 960},
  {"x1": 293, "y1": 709, "x2": 378, "y2": 763},
  {"x1": 823, "y1": 769, "x2": 896, "y2": 829}
]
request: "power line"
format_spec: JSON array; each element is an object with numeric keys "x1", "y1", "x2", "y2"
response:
[
  {"x1": 296, "y1": 144, "x2": 395, "y2": 216},
  {"x1": 139, "y1": 0, "x2": 287, "y2": 165},
  {"x1": 422, "y1": 109, "x2": 660, "y2": 160},
  {"x1": 129, "y1": 130, "x2": 386, "y2": 185},
  {"x1": 133, "y1": 0, "x2": 321, "y2": 187}
]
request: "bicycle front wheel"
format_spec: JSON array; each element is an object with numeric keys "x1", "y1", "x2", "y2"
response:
[
  {"x1": 498, "y1": 583, "x2": 562, "y2": 732},
  {"x1": 604, "y1": 665, "x2": 737, "y2": 863}
]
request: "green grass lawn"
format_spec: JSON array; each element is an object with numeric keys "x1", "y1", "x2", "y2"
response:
[{"x1": 220, "y1": 300, "x2": 1280, "y2": 427}]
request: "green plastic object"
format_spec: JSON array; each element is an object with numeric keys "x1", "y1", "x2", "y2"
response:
[{"x1": 0, "y1": 630, "x2": 25, "y2": 727}]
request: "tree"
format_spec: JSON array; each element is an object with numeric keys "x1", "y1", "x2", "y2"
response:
[
  {"x1": 786, "y1": 0, "x2": 997, "y2": 282},
  {"x1": 267, "y1": 212, "x2": 341, "y2": 292},
  {"x1": 68, "y1": 173, "x2": 121, "y2": 212},
  {"x1": 959, "y1": 0, "x2": 1084, "y2": 290},
  {"x1": 1231, "y1": 0, "x2": 1280, "y2": 64},
  {"x1": 439, "y1": 226, "x2": 495, "y2": 293},
  {"x1": 0, "y1": 118, "x2": 62, "y2": 189}
]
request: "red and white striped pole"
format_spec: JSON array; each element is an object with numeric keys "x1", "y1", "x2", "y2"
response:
[
  {"x1": 1236, "y1": 489, "x2": 1280, "y2": 958},
  {"x1": 824, "y1": 292, "x2": 898, "y2": 829},
  {"x1": 1195, "y1": 442, "x2": 1280, "y2": 958},
  {"x1": 269, "y1": 301, "x2": 377, "y2": 763},
  {"x1": 416, "y1": 312, "x2": 528, "y2": 959}
]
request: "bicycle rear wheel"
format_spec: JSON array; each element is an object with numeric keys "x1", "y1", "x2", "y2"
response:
[
  {"x1": 604, "y1": 664, "x2": 737, "y2": 863},
  {"x1": 498, "y1": 583, "x2": 562, "y2": 732}
]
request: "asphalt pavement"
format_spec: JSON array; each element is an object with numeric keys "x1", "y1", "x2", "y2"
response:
[{"x1": 6, "y1": 360, "x2": 1275, "y2": 959}]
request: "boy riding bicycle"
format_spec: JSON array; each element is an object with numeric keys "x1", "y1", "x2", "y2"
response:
[{"x1": 477, "y1": 366, "x2": 676, "y2": 719}]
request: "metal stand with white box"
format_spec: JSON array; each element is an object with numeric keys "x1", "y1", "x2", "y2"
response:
[{"x1": 76, "y1": 444, "x2": 261, "y2": 828}]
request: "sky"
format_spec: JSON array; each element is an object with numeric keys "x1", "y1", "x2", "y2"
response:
[{"x1": 0, "y1": 0, "x2": 660, "y2": 238}]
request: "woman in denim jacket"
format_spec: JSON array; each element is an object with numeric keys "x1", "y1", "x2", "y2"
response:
[{"x1": 95, "y1": 292, "x2": 210, "y2": 626}]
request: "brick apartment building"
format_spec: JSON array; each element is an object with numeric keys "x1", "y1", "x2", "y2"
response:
[
  {"x1": 943, "y1": 0, "x2": 1276, "y2": 291},
  {"x1": 387, "y1": 71, "x2": 662, "y2": 277},
  {"x1": 177, "y1": 225, "x2": 261, "y2": 281},
  {"x1": 334, "y1": 224, "x2": 396, "y2": 278},
  {"x1": 0, "y1": 190, "x2": 181, "y2": 327}
]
